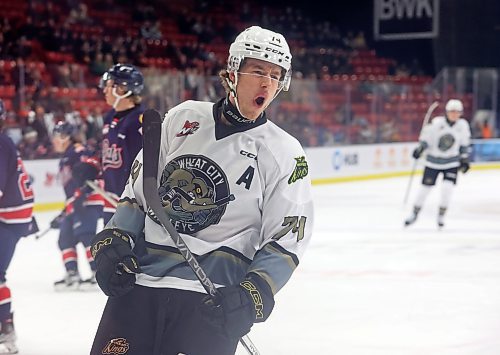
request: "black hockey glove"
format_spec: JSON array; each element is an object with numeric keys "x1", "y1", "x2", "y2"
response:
[
  {"x1": 91, "y1": 228, "x2": 141, "y2": 297},
  {"x1": 412, "y1": 144, "x2": 425, "y2": 159},
  {"x1": 50, "y1": 211, "x2": 65, "y2": 229},
  {"x1": 459, "y1": 158, "x2": 470, "y2": 173},
  {"x1": 72, "y1": 160, "x2": 100, "y2": 186},
  {"x1": 200, "y1": 273, "x2": 275, "y2": 339}
]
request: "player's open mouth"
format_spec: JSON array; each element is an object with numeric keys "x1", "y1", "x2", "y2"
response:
[{"x1": 255, "y1": 97, "x2": 265, "y2": 107}]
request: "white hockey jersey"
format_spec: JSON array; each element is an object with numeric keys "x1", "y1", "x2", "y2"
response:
[
  {"x1": 107, "y1": 99, "x2": 314, "y2": 295},
  {"x1": 419, "y1": 116, "x2": 471, "y2": 170}
]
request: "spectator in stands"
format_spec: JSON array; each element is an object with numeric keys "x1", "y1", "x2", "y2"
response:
[
  {"x1": 481, "y1": 120, "x2": 493, "y2": 138},
  {"x1": 86, "y1": 107, "x2": 104, "y2": 134},
  {"x1": 56, "y1": 63, "x2": 75, "y2": 88},
  {"x1": 89, "y1": 52, "x2": 108, "y2": 76},
  {"x1": 379, "y1": 117, "x2": 400, "y2": 142},
  {"x1": 66, "y1": 3, "x2": 92, "y2": 26},
  {"x1": 18, "y1": 127, "x2": 49, "y2": 159},
  {"x1": 27, "y1": 104, "x2": 52, "y2": 143},
  {"x1": 140, "y1": 20, "x2": 162, "y2": 40},
  {"x1": 351, "y1": 31, "x2": 368, "y2": 50}
]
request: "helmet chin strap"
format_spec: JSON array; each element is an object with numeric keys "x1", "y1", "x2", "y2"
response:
[
  {"x1": 225, "y1": 72, "x2": 243, "y2": 113},
  {"x1": 112, "y1": 87, "x2": 132, "y2": 109},
  {"x1": 224, "y1": 73, "x2": 261, "y2": 125}
]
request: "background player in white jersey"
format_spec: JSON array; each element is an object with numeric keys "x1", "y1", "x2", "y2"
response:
[
  {"x1": 405, "y1": 99, "x2": 471, "y2": 228},
  {"x1": 90, "y1": 26, "x2": 314, "y2": 355}
]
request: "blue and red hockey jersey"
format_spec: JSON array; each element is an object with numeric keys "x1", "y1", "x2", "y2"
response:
[
  {"x1": 58, "y1": 142, "x2": 103, "y2": 214},
  {"x1": 101, "y1": 104, "x2": 144, "y2": 212},
  {"x1": 0, "y1": 133, "x2": 34, "y2": 224}
]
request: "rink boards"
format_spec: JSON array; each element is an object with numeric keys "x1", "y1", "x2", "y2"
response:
[{"x1": 26, "y1": 139, "x2": 500, "y2": 210}]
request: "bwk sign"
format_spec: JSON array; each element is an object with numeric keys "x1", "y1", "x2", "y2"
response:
[{"x1": 374, "y1": 0, "x2": 439, "y2": 40}]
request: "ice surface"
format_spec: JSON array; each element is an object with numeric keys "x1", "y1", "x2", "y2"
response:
[{"x1": 7, "y1": 170, "x2": 500, "y2": 354}]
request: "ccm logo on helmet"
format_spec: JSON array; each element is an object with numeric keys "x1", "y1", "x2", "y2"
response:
[{"x1": 265, "y1": 48, "x2": 285, "y2": 55}]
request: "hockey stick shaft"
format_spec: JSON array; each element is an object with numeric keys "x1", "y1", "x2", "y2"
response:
[
  {"x1": 403, "y1": 158, "x2": 418, "y2": 204},
  {"x1": 141, "y1": 109, "x2": 260, "y2": 355},
  {"x1": 35, "y1": 226, "x2": 52, "y2": 240},
  {"x1": 403, "y1": 101, "x2": 439, "y2": 204},
  {"x1": 85, "y1": 180, "x2": 118, "y2": 208},
  {"x1": 37, "y1": 181, "x2": 117, "y2": 239}
]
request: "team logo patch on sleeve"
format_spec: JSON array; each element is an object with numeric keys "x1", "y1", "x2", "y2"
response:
[
  {"x1": 176, "y1": 120, "x2": 200, "y2": 137},
  {"x1": 288, "y1": 156, "x2": 309, "y2": 184},
  {"x1": 147, "y1": 155, "x2": 234, "y2": 234}
]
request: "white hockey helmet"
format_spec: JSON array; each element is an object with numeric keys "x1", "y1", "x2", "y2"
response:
[
  {"x1": 445, "y1": 99, "x2": 463, "y2": 112},
  {"x1": 228, "y1": 26, "x2": 292, "y2": 91}
]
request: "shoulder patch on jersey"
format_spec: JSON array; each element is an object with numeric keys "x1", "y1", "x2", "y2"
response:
[
  {"x1": 288, "y1": 156, "x2": 309, "y2": 184},
  {"x1": 176, "y1": 120, "x2": 200, "y2": 137}
]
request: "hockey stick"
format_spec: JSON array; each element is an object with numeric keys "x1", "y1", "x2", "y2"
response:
[
  {"x1": 37, "y1": 181, "x2": 116, "y2": 239},
  {"x1": 403, "y1": 101, "x2": 439, "y2": 204},
  {"x1": 85, "y1": 180, "x2": 118, "y2": 208},
  {"x1": 141, "y1": 109, "x2": 260, "y2": 355},
  {"x1": 35, "y1": 226, "x2": 53, "y2": 240},
  {"x1": 35, "y1": 211, "x2": 64, "y2": 240}
]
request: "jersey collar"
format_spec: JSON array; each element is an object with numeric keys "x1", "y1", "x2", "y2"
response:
[{"x1": 212, "y1": 98, "x2": 267, "y2": 140}]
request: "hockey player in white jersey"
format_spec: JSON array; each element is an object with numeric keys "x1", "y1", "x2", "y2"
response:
[
  {"x1": 90, "y1": 26, "x2": 314, "y2": 355},
  {"x1": 405, "y1": 99, "x2": 471, "y2": 228}
]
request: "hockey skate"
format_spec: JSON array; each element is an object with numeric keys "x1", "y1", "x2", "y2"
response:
[
  {"x1": 0, "y1": 315, "x2": 18, "y2": 354},
  {"x1": 79, "y1": 273, "x2": 98, "y2": 292},
  {"x1": 404, "y1": 206, "x2": 421, "y2": 226},
  {"x1": 54, "y1": 270, "x2": 81, "y2": 292}
]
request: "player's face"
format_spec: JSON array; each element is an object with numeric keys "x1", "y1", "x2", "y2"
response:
[
  {"x1": 51, "y1": 134, "x2": 70, "y2": 153},
  {"x1": 102, "y1": 80, "x2": 128, "y2": 106},
  {"x1": 447, "y1": 111, "x2": 461, "y2": 121},
  {"x1": 233, "y1": 59, "x2": 283, "y2": 120}
]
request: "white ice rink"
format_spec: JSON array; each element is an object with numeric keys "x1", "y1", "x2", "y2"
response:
[{"x1": 7, "y1": 169, "x2": 500, "y2": 355}]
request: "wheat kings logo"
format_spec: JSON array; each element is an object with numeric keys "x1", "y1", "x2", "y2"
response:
[
  {"x1": 438, "y1": 133, "x2": 455, "y2": 151},
  {"x1": 147, "y1": 155, "x2": 235, "y2": 234},
  {"x1": 288, "y1": 156, "x2": 309, "y2": 184}
]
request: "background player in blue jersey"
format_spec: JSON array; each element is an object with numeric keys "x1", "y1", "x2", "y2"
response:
[
  {"x1": 51, "y1": 121, "x2": 103, "y2": 291},
  {"x1": 0, "y1": 99, "x2": 38, "y2": 354},
  {"x1": 99, "y1": 64, "x2": 145, "y2": 225}
]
